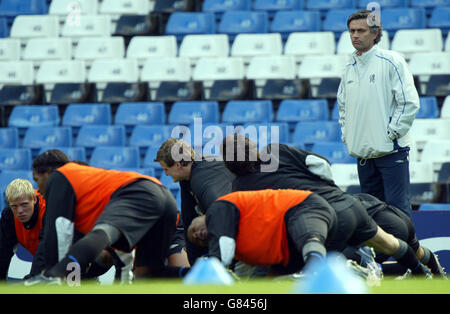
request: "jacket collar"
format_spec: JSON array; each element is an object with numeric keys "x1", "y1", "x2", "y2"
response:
[{"x1": 352, "y1": 44, "x2": 379, "y2": 65}]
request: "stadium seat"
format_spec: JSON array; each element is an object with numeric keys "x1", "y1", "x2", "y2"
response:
[
  {"x1": 416, "y1": 97, "x2": 439, "y2": 119},
  {"x1": 48, "y1": 0, "x2": 99, "y2": 16},
  {"x1": 165, "y1": 12, "x2": 216, "y2": 42},
  {"x1": 22, "y1": 126, "x2": 72, "y2": 157},
  {"x1": 270, "y1": 10, "x2": 320, "y2": 40},
  {"x1": 218, "y1": 11, "x2": 268, "y2": 41},
  {"x1": 381, "y1": 8, "x2": 426, "y2": 37},
  {"x1": 298, "y1": 55, "x2": 347, "y2": 79},
  {"x1": 90, "y1": 146, "x2": 140, "y2": 169},
  {"x1": 418, "y1": 203, "x2": 450, "y2": 211},
  {"x1": 428, "y1": 6, "x2": 450, "y2": 35},
  {"x1": 129, "y1": 124, "x2": 173, "y2": 156},
  {"x1": 62, "y1": 103, "x2": 112, "y2": 137},
  {"x1": 126, "y1": 36, "x2": 178, "y2": 65},
  {"x1": 75, "y1": 125, "x2": 126, "y2": 158},
  {"x1": 284, "y1": 32, "x2": 336, "y2": 60},
  {"x1": 99, "y1": 0, "x2": 151, "y2": 16},
  {"x1": 192, "y1": 56, "x2": 245, "y2": 88},
  {"x1": 154, "y1": 81, "x2": 203, "y2": 102},
  {"x1": 38, "y1": 146, "x2": 87, "y2": 162},
  {"x1": 358, "y1": 0, "x2": 407, "y2": 8},
  {"x1": 179, "y1": 34, "x2": 230, "y2": 65},
  {"x1": 153, "y1": 0, "x2": 196, "y2": 13},
  {"x1": 230, "y1": 33, "x2": 282, "y2": 62},
  {"x1": 391, "y1": 29, "x2": 443, "y2": 59},
  {"x1": 0, "y1": 18, "x2": 9, "y2": 38},
  {"x1": 0, "y1": 38, "x2": 21, "y2": 61},
  {"x1": 0, "y1": 170, "x2": 35, "y2": 197},
  {"x1": 425, "y1": 74, "x2": 450, "y2": 97},
  {"x1": 113, "y1": 14, "x2": 160, "y2": 38},
  {"x1": 0, "y1": 148, "x2": 32, "y2": 171},
  {"x1": 159, "y1": 172, "x2": 180, "y2": 194},
  {"x1": 259, "y1": 78, "x2": 307, "y2": 101},
  {"x1": 331, "y1": 100, "x2": 340, "y2": 121},
  {"x1": 441, "y1": 96, "x2": 450, "y2": 118},
  {"x1": 292, "y1": 121, "x2": 342, "y2": 149},
  {"x1": 322, "y1": 9, "x2": 355, "y2": 38},
  {"x1": 8, "y1": 105, "x2": 60, "y2": 136},
  {"x1": 61, "y1": 15, "x2": 111, "y2": 38},
  {"x1": 23, "y1": 37, "x2": 72, "y2": 65},
  {"x1": 141, "y1": 57, "x2": 191, "y2": 89},
  {"x1": 202, "y1": 0, "x2": 252, "y2": 19},
  {"x1": 420, "y1": 139, "x2": 450, "y2": 169},
  {"x1": 410, "y1": 182, "x2": 440, "y2": 207},
  {"x1": 337, "y1": 30, "x2": 390, "y2": 55},
  {"x1": 10, "y1": 15, "x2": 59, "y2": 40},
  {"x1": 276, "y1": 99, "x2": 329, "y2": 130},
  {"x1": 114, "y1": 102, "x2": 166, "y2": 134},
  {"x1": 73, "y1": 37, "x2": 125, "y2": 62},
  {"x1": 0, "y1": 59, "x2": 39, "y2": 104},
  {"x1": 0, "y1": 61, "x2": 34, "y2": 87},
  {"x1": 222, "y1": 100, "x2": 273, "y2": 124},
  {"x1": 237, "y1": 122, "x2": 290, "y2": 146},
  {"x1": 253, "y1": 0, "x2": 304, "y2": 16},
  {"x1": 0, "y1": 127, "x2": 18, "y2": 149},
  {"x1": 330, "y1": 162, "x2": 359, "y2": 189},
  {"x1": 0, "y1": 0, "x2": 48, "y2": 17},
  {"x1": 306, "y1": 0, "x2": 356, "y2": 11},
  {"x1": 437, "y1": 162, "x2": 450, "y2": 183},
  {"x1": 409, "y1": 161, "x2": 434, "y2": 183},
  {"x1": 310, "y1": 141, "x2": 355, "y2": 164},
  {"x1": 410, "y1": 118, "x2": 450, "y2": 150},
  {"x1": 409, "y1": 52, "x2": 450, "y2": 76},
  {"x1": 143, "y1": 146, "x2": 163, "y2": 176},
  {"x1": 168, "y1": 101, "x2": 220, "y2": 125},
  {"x1": 246, "y1": 56, "x2": 297, "y2": 88}
]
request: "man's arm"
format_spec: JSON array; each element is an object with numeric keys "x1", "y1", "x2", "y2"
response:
[
  {"x1": 337, "y1": 77, "x2": 346, "y2": 144},
  {"x1": 0, "y1": 209, "x2": 17, "y2": 280}
]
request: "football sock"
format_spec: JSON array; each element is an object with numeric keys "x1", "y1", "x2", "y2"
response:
[
  {"x1": 302, "y1": 239, "x2": 326, "y2": 265},
  {"x1": 420, "y1": 246, "x2": 440, "y2": 274},
  {"x1": 392, "y1": 239, "x2": 424, "y2": 275}
]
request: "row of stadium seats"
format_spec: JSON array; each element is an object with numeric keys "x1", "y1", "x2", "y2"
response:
[
  {"x1": 2, "y1": 7, "x2": 449, "y2": 41},
  {"x1": 2, "y1": 29, "x2": 450, "y2": 63}
]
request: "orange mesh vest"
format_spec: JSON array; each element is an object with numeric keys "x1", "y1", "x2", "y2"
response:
[
  {"x1": 14, "y1": 190, "x2": 46, "y2": 255},
  {"x1": 58, "y1": 163, "x2": 162, "y2": 234},
  {"x1": 217, "y1": 189, "x2": 313, "y2": 266}
]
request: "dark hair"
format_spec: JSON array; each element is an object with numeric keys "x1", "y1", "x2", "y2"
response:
[
  {"x1": 32, "y1": 149, "x2": 70, "y2": 174},
  {"x1": 221, "y1": 135, "x2": 261, "y2": 176},
  {"x1": 347, "y1": 9, "x2": 383, "y2": 45}
]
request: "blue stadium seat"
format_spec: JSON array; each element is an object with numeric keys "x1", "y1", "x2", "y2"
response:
[
  {"x1": 168, "y1": 101, "x2": 220, "y2": 125},
  {"x1": 419, "y1": 203, "x2": 450, "y2": 210},
  {"x1": 38, "y1": 146, "x2": 87, "y2": 162},
  {"x1": 0, "y1": 0, "x2": 48, "y2": 17},
  {"x1": 218, "y1": 11, "x2": 268, "y2": 41},
  {"x1": 253, "y1": 0, "x2": 304, "y2": 18},
  {"x1": 129, "y1": 125, "x2": 173, "y2": 156},
  {"x1": 114, "y1": 102, "x2": 166, "y2": 135},
  {"x1": 322, "y1": 9, "x2": 356, "y2": 38},
  {"x1": 0, "y1": 17, "x2": 10, "y2": 37},
  {"x1": 416, "y1": 97, "x2": 439, "y2": 118},
  {"x1": 22, "y1": 126, "x2": 72, "y2": 158},
  {"x1": 358, "y1": 0, "x2": 408, "y2": 8},
  {"x1": 202, "y1": 0, "x2": 252, "y2": 19},
  {"x1": 307, "y1": 0, "x2": 356, "y2": 18},
  {"x1": 270, "y1": 10, "x2": 320, "y2": 39},
  {"x1": 90, "y1": 146, "x2": 140, "y2": 169},
  {"x1": 143, "y1": 146, "x2": 163, "y2": 177},
  {"x1": 0, "y1": 128, "x2": 19, "y2": 148},
  {"x1": 165, "y1": 12, "x2": 216, "y2": 42},
  {"x1": 75, "y1": 125, "x2": 126, "y2": 158},
  {"x1": 240, "y1": 122, "x2": 290, "y2": 145},
  {"x1": 8, "y1": 105, "x2": 60, "y2": 137},
  {"x1": 331, "y1": 101, "x2": 340, "y2": 121},
  {"x1": 62, "y1": 103, "x2": 112, "y2": 138},
  {"x1": 310, "y1": 141, "x2": 356, "y2": 164},
  {"x1": 428, "y1": 7, "x2": 450, "y2": 36},
  {"x1": 159, "y1": 172, "x2": 180, "y2": 194},
  {"x1": 0, "y1": 170, "x2": 35, "y2": 192},
  {"x1": 292, "y1": 121, "x2": 342, "y2": 150},
  {"x1": 276, "y1": 99, "x2": 329, "y2": 130},
  {"x1": 222, "y1": 100, "x2": 273, "y2": 124},
  {"x1": 381, "y1": 8, "x2": 426, "y2": 37},
  {"x1": 0, "y1": 148, "x2": 32, "y2": 171},
  {"x1": 411, "y1": 0, "x2": 449, "y2": 15}
]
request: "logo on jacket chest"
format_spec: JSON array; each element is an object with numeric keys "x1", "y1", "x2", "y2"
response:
[{"x1": 369, "y1": 74, "x2": 375, "y2": 83}]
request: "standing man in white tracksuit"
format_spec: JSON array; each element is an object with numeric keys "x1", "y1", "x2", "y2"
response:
[{"x1": 337, "y1": 10, "x2": 420, "y2": 216}]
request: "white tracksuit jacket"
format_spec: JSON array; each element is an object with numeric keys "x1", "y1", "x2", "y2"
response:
[{"x1": 337, "y1": 44, "x2": 420, "y2": 159}]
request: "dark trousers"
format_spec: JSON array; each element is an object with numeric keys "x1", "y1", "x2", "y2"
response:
[{"x1": 357, "y1": 148, "x2": 412, "y2": 216}]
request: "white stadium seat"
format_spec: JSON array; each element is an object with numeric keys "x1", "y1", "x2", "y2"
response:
[
  {"x1": 23, "y1": 38, "x2": 72, "y2": 62},
  {"x1": 126, "y1": 36, "x2": 178, "y2": 64},
  {"x1": 330, "y1": 163, "x2": 359, "y2": 190},
  {"x1": 36, "y1": 60, "x2": 86, "y2": 84},
  {"x1": 441, "y1": 96, "x2": 450, "y2": 119},
  {"x1": 179, "y1": 34, "x2": 230, "y2": 65},
  {"x1": 0, "y1": 38, "x2": 21, "y2": 61},
  {"x1": 337, "y1": 30, "x2": 390, "y2": 55},
  {"x1": 10, "y1": 15, "x2": 59, "y2": 40},
  {"x1": 409, "y1": 161, "x2": 435, "y2": 183},
  {"x1": 141, "y1": 57, "x2": 192, "y2": 88},
  {"x1": 391, "y1": 29, "x2": 443, "y2": 60},
  {"x1": 247, "y1": 55, "x2": 297, "y2": 82},
  {"x1": 231, "y1": 33, "x2": 283, "y2": 62},
  {"x1": 192, "y1": 56, "x2": 245, "y2": 87},
  {"x1": 0, "y1": 61, "x2": 34, "y2": 87},
  {"x1": 88, "y1": 58, "x2": 139, "y2": 84},
  {"x1": 298, "y1": 55, "x2": 347, "y2": 79},
  {"x1": 99, "y1": 0, "x2": 150, "y2": 16},
  {"x1": 61, "y1": 15, "x2": 111, "y2": 38},
  {"x1": 410, "y1": 118, "x2": 450, "y2": 150},
  {"x1": 49, "y1": 0, "x2": 99, "y2": 16},
  {"x1": 74, "y1": 37, "x2": 125, "y2": 62},
  {"x1": 284, "y1": 32, "x2": 336, "y2": 60},
  {"x1": 408, "y1": 52, "x2": 450, "y2": 76},
  {"x1": 420, "y1": 139, "x2": 450, "y2": 171}
]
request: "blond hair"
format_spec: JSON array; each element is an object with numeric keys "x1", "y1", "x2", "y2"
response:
[
  {"x1": 155, "y1": 138, "x2": 196, "y2": 167},
  {"x1": 5, "y1": 179, "x2": 35, "y2": 204}
]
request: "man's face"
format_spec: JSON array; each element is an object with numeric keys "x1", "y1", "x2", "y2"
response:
[
  {"x1": 32, "y1": 170, "x2": 51, "y2": 195},
  {"x1": 9, "y1": 194, "x2": 36, "y2": 223},
  {"x1": 187, "y1": 216, "x2": 208, "y2": 247},
  {"x1": 159, "y1": 161, "x2": 188, "y2": 183},
  {"x1": 349, "y1": 18, "x2": 378, "y2": 55}
]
